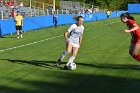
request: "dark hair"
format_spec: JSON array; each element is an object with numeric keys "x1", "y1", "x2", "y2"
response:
[
  {"x1": 17, "y1": 11, "x2": 20, "y2": 13},
  {"x1": 120, "y1": 12, "x2": 135, "y2": 21},
  {"x1": 73, "y1": 16, "x2": 83, "y2": 21}
]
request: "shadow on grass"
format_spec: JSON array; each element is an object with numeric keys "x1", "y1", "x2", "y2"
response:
[
  {"x1": 1, "y1": 59, "x2": 67, "y2": 69},
  {"x1": 1, "y1": 59, "x2": 140, "y2": 93},
  {"x1": 77, "y1": 62, "x2": 139, "y2": 70},
  {"x1": 1, "y1": 59, "x2": 139, "y2": 70},
  {"x1": 0, "y1": 71, "x2": 140, "y2": 93},
  {"x1": 0, "y1": 36, "x2": 16, "y2": 38}
]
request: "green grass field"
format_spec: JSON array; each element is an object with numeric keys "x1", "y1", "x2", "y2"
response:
[{"x1": 1, "y1": 15, "x2": 140, "y2": 93}]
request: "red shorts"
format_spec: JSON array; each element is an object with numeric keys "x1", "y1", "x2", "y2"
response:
[{"x1": 131, "y1": 38, "x2": 140, "y2": 44}]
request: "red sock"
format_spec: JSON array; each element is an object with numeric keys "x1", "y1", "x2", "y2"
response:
[{"x1": 133, "y1": 54, "x2": 140, "y2": 61}]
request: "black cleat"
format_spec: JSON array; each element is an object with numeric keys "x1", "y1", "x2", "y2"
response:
[
  {"x1": 64, "y1": 65, "x2": 69, "y2": 70},
  {"x1": 56, "y1": 59, "x2": 61, "y2": 66}
]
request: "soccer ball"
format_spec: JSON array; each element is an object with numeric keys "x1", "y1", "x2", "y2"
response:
[{"x1": 68, "y1": 62, "x2": 76, "y2": 70}]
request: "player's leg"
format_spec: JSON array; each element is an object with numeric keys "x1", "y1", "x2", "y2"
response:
[
  {"x1": 19, "y1": 26, "x2": 23, "y2": 38},
  {"x1": 131, "y1": 43, "x2": 140, "y2": 62},
  {"x1": 108, "y1": 15, "x2": 110, "y2": 20},
  {"x1": 107, "y1": 15, "x2": 109, "y2": 20},
  {"x1": 56, "y1": 42, "x2": 72, "y2": 66},
  {"x1": 129, "y1": 44, "x2": 135, "y2": 56},
  {"x1": 55, "y1": 20, "x2": 57, "y2": 27},
  {"x1": 65, "y1": 47, "x2": 79, "y2": 67},
  {"x1": 16, "y1": 26, "x2": 20, "y2": 38},
  {"x1": 17, "y1": 30, "x2": 20, "y2": 38}
]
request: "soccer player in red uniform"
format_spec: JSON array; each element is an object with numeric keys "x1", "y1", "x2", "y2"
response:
[{"x1": 120, "y1": 13, "x2": 140, "y2": 68}]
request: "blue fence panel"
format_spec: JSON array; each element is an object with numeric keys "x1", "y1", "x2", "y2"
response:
[
  {"x1": 23, "y1": 15, "x2": 53, "y2": 31},
  {"x1": 23, "y1": 18, "x2": 38, "y2": 31},
  {"x1": 96, "y1": 12, "x2": 107, "y2": 21},
  {"x1": 0, "y1": 19, "x2": 16, "y2": 35},
  {"x1": 110, "y1": 12, "x2": 117, "y2": 18},
  {"x1": 81, "y1": 13, "x2": 95, "y2": 22},
  {"x1": 128, "y1": 4, "x2": 140, "y2": 13},
  {"x1": 58, "y1": 14, "x2": 76, "y2": 25},
  {"x1": 0, "y1": 11, "x2": 126, "y2": 36}
]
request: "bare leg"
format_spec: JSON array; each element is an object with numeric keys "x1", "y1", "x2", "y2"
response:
[
  {"x1": 56, "y1": 42, "x2": 72, "y2": 66},
  {"x1": 20, "y1": 30, "x2": 23, "y2": 38},
  {"x1": 66, "y1": 47, "x2": 79, "y2": 66},
  {"x1": 17, "y1": 30, "x2": 19, "y2": 38},
  {"x1": 131, "y1": 43, "x2": 140, "y2": 62}
]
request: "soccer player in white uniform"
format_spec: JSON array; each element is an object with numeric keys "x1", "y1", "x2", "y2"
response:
[{"x1": 56, "y1": 16, "x2": 84, "y2": 69}]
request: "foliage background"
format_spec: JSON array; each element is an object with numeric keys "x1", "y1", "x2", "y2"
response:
[{"x1": 20, "y1": 0, "x2": 140, "y2": 10}]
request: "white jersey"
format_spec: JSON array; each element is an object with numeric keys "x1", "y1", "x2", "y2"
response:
[{"x1": 67, "y1": 24, "x2": 84, "y2": 44}]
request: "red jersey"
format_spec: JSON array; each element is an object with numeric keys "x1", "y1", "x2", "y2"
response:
[
  {"x1": 127, "y1": 19, "x2": 140, "y2": 39},
  {"x1": 11, "y1": 9, "x2": 14, "y2": 17},
  {"x1": 126, "y1": 19, "x2": 140, "y2": 44},
  {"x1": 9, "y1": 1, "x2": 14, "y2": 6}
]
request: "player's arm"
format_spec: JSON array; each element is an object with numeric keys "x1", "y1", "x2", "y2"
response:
[
  {"x1": 79, "y1": 35, "x2": 83, "y2": 47},
  {"x1": 65, "y1": 24, "x2": 74, "y2": 41},
  {"x1": 14, "y1": 16, "x2": 17, "y2": 22},
  {"x1": 55, "y1": 15, "x2": 58, "y2": 18},
  {"x1": 64, "y1": 31, "x2": 69, "y2": 41},
  {"x1": 20, "y1": 16, "x2": 23, "y2": 26},
  {"x1": 54, "y1": 15, "x2": 58, "y2": 18},
  {"x1": 21, "y1": 19, "x2": 23, "y2": 26},
  {"x1": 124, "y1": 24, "x2": 139, "y2": 32}
]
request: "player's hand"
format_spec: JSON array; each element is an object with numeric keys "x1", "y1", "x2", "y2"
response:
[
  {"x1": 124, "y1": 30, "x2": 130, "y2": 33},
  {"x1": 66, "y1": 39, "x2": 69, "y2": 43}
]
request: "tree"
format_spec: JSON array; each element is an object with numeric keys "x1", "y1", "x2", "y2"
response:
[{"x1": 20, "y1": 0, "x2": 140, "y2": 10}]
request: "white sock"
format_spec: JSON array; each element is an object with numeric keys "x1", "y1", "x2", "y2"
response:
[
  {"x1": 66, "y1": 56, "x2": 75, "y2": 66},
  {"x1": 17, "y1": 30, "x2": 19, "y2": 36},
  {"x1": 59, "y1": 51, "x2": 67, "y2": 60},
  {"x1": 20, "y1": 34, "x2": 23, "y2": 38}
]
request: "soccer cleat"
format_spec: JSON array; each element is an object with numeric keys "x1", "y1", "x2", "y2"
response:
[
  {"x1": 64, "y1": 65, "x2": 69, "y2": 70},
  {"x1": 56, "y1": 59, "x2": 61, "y2": 66},
  {"x1": 17, "y1": 36, "x2": 19, "y2": 39}
]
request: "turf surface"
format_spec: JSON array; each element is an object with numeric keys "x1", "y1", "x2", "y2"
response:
[{"x1": 0, "y1": 15, "x2": 140, "y2": 93}]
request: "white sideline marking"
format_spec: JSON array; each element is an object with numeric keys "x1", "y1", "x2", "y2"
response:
[
  {"x1": 0, "y1": 35, "x2": 63, "y2": 52},
  {"x1": 0, "y1": 21, "x2": 121, "y2": 52}
]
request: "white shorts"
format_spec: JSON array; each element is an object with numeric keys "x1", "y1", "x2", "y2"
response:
[{"x1": 67, "y1": 41, "x2": 79, "y2": 48}]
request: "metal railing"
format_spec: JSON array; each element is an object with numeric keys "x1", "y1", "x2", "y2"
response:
[
  {"x1": 0, "y1": 0, "x2": 101, "y2": 20},
  {"x1": 0, "y1": 8, "x2": 98, "y2": 20}
]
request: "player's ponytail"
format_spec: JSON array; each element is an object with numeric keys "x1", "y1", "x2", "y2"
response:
[
  {"x1": 120, "y1": 12, "x2": 135, "y2": 21},
  {"x1": 73, "y1": 16, "x2": 83, "y2": 21},
  {"x1": 125, "y1": 12, "x2": 135, "y2": 21}
]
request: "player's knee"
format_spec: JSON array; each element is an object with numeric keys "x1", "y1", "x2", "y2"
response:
[
  {"x1": 132, "y1": 52, "x2": 138, "y2": 57},
  {"x1": 67, "y1": 51, "x2": 71, "y2": 54}
]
